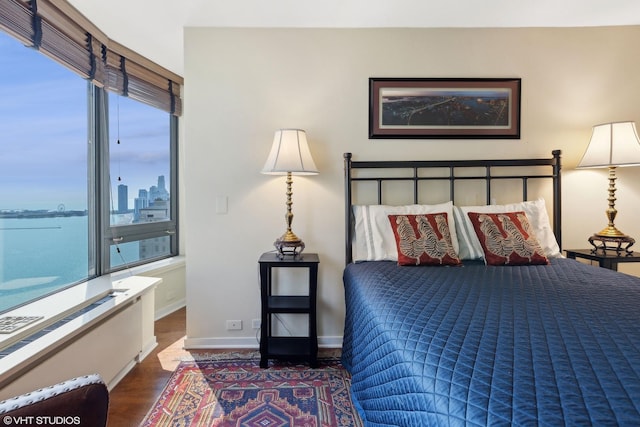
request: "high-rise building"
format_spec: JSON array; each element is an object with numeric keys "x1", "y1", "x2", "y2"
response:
[
  {"x1": 138, "y1": 198, "x2": 171, "y2": 260},
  {"x1": 133, "y1": 194, "x2": 149, "y2": 221},
  {"x1": 150, "y1": 175, "x2": 169, "y2": 202},
  {"x1": 117, "y1": 184, "x2": 128, "y2": 213},
  {"x1": 138, "y1": 200, "x2": 169, "y2": 222}
]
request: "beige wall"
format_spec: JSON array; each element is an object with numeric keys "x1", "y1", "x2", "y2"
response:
[{"x1": 183, "y1": 26, "x2": 640, "y2": 347}]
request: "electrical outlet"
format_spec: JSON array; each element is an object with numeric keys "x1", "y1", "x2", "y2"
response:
[
  {"x1": 252, "y1": 319, "x2": 261, "y2": 329},
  {"x1": 226, "y1": 320, "x2": 242, "y2": 330}
]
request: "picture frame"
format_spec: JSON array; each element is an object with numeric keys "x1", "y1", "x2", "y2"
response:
[{"x1": 369, "y1": 78, "x2": 521, "y2": 139}]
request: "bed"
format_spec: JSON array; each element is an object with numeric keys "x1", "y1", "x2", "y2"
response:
[{"x1": 341, "y1": 151, "x2": 640, "y2": 426}]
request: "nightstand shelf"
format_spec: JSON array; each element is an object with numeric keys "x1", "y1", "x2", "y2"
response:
[
  {"x1": 267, "y1": 296, "x2": 311, "y2": 312},
  {"x1": 258, "y1": 252, "x2": 319, "y2": 368},
  {"x1": 265, "y1": 337, "x2": 313, "y2": 358}
]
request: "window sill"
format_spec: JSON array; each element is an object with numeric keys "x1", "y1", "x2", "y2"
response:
[
  {"x1": 0, "y1": 257, "x2": 173, "y2": 387},
  {"x1": 111, "y1": 254, "x2": 185, "y2": 279}
]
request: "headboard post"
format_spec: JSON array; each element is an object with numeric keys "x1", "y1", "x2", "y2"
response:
[
  {"x1": 552, "y1": 149, "x2": 562, "y2": 251},
  {"x1": 344, "y1": 153, "x2": 353, "y2": 265}
]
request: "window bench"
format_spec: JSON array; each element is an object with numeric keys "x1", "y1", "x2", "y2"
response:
[{"x1": 0, "y1": 274, "x2": 160, "y2": 399}]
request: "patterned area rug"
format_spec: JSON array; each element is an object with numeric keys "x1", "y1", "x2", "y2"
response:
[{"x1": 140, "y1": 354, "x2": 363, "y2": 426}]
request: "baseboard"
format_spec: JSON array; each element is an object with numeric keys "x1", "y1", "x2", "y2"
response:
[
  {"x1": 154, "y1": 298, "x2": 186, "y2": 321},
  {"x1": 319, "y1": 336, "x2": 343, "y2": 348},
  {"x1": 107, "y1": 359, "x2": 138, "y2": 392},
  {"x1": 184, "y1": 336, "x2": 258, "y2": 349},
  {"x1": 138, "y1": 337, "x2": 158, "y2": 362},
  {"x1": 184, "y1": 335, "x2": 343, "y2": 349}
]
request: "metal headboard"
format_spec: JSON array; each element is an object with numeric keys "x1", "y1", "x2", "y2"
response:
[{"x1": 344, "y1": 150, "x2": 562, "y2": 264}]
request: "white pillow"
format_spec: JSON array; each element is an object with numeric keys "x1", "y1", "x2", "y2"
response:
[
  {"x1": 453, "y1": 198, "x2": 561, "y2": 260},
  {"x1": 352, "y1": 202, "x2": 458, "y2": 262}
]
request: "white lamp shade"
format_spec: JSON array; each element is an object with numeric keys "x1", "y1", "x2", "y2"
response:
[
  {"x1": 577, "y1": 121, "x2": 640, "y2": 168},
  {"x1": 261, "y1": 129, "x2": 318, "y2": 175}
]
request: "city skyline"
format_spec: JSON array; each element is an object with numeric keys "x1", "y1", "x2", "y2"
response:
[
  {"x1": 1, "y1": 173, "x2": 170, "y2": 214},
  {"x1": 117, "y1": 175, "x2": 170, "y2": 214}
]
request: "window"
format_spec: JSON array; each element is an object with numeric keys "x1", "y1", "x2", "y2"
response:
[
  {"x1": 0, "y1": 31, "x2": 91, "y2": 312},
  {"x1": 0, "y1": 0, "x2": 182, "y2": 313},
  {"x1": 104, "y1": 93, "x2": 178, "y2": 269}
]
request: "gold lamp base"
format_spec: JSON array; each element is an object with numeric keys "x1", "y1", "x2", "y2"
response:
[
  {"x1": 587, "y1": 165, "x2": 636, "y2": 254},
  {"x1": 272, "y1": 171, "x2": 308, "y2": 259}
]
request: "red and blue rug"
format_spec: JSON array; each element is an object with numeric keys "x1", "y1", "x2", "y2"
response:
[{"x1": 140, "y1": 354, "x2": 363, "y2": 426}]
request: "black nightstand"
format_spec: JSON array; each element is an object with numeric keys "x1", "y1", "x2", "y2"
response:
[
  {"x1": 258, "y1": 252, "x2": 319, "y2": 368},
  {"x1": 565, "y1": 249, "x2": 640, "y2": 271}
]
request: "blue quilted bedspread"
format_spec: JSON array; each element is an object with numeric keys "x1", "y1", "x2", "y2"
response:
[{"x1": 342, "y1": 259, "x2": 640, "y2": 426}]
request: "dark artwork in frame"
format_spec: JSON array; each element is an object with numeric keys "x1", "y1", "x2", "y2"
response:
[{"x1": 369, "y1": 78, "x2": 521, "y2": 139}]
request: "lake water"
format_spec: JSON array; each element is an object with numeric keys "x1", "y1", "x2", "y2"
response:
[{"x1": 0, "y1": 216, "x2": 138, "y2": 312}]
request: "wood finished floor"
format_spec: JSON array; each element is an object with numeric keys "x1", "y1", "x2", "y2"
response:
[{"x1": 106, "y1": 307, "x2": 246, "y2": 426}]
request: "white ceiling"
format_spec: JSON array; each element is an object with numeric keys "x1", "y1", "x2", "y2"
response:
[{"x1": 68, "y1": 0, "x2": 640, "y2": 76}]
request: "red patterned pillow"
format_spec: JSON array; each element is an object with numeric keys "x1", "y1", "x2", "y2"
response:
[
  {"x1": 388, "y1": 213, "x2": 461, "y2": 266},
  {"x1": 467, "y1": 211, "x2": 549, "y2": 266}
]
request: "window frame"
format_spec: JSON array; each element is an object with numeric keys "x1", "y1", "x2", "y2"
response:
[{"x1": 97, "y1": 87, "x2": 179, "y2": 273}]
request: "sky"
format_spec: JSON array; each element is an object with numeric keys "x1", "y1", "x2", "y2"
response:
[
  {"x1": 0, "y1": 32, "x2": 170, "y2": 212},
  {"x1": 381, "y1": 88, "x2": 510, "y2": 99}
]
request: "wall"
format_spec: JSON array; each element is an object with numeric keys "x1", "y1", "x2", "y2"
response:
[
  {"x1": 183, "y1": 26, "x2": 640, "y2": 347},
  {"x1": 137, "y1": 258, "x2": 186, "y2": 319}
]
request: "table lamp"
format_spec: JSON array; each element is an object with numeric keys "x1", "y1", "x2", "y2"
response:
[
  {"x1": 261, "y1": 129, "x2": 318, "y2": 258},
  {"x1": 577, "y1": 121, "x2": 640, "y2": 253}
]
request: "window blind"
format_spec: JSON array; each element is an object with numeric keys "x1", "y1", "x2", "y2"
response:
[
  {"x1": 0, "y1": 0, "x2": 183, "y2": 116},
  {"x1": 0, "y1": 0, "x2": 33, "y2": 46},
  {"x1": 105, "y1": 40, "x2": 183, "y2": 116}
]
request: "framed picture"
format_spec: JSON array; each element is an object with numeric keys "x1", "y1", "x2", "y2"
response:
[{"x1": 369, "y1": 78, "x2": 521, "y2": 139}]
